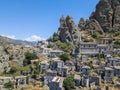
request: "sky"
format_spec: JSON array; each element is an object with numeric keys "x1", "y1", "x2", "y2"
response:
[{"x1": 0, "y1": 0, "x2": 99, "y2": 41}]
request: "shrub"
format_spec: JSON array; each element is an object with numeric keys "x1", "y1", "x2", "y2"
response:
[
  {"x1": 56, "y1": 41, "x2": 74, "y2": 53},
  {"x1": 25, "y1": 52, "x2": 38, "y2": 60},
  {"x1": 10, "y1": 66, "x2": 18, "y2": 74},
  {"x1": 4, "y1": 81, "x2": 14, "y2": 89},
  {"x1": 113, "y1": 40, "x2": 120, "y2": 48},
  {"x1": 63, "y1": 75, "x2": 75, "y2": 90},
  {"x1": 60, "y1": 53, "x2": 69, "y2": 62},
  {"x1": 33, "y1": 61, "x2": 40, "y2": 74},
  {"x1": 108, "y1": 39, "x2": 113, "y2": 44},
  {"x1": 83, "y1": 38, "x2": 93, "y2": 42},
  {"x1": 47, "y1": 32, "x2": 59, "y2": 42},
  {"x1": 23, "y1": 52, "x2": 38, "y2": 66},
  {"x1": 47, "y1": 44, "x2": 53, "y2": 48},
  {"x1": 26, "y1": 76, "x2": 29, "y2": 84},
  {"x1": 31, "y1": 74, "x2": 37, "y2": 79},
  {"x1": 92, "y1": 32, "x2": 98, "y2": 38}
]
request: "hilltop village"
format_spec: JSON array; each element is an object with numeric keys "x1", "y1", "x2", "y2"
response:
[
  {"x1": 0, "y1": 0, "x2": 120, "y2": 90},
  {"x1": 0, "y1": 36, "x2": 120, "y2": 90}
]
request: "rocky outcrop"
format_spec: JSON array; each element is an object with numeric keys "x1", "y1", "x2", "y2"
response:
[
  {"x1": 0, "y1": 44, "x2": 26, "y2": 72},
  {"x1": 5, "y1": 45, "x2": 25, "y2": 63},
  {"x1": 0, "y1": 46, "x2": 9, "y2": 72},
  {"x1": 78, "y1": 19, "x2": 104, "y2": 34},
  {"x1": 57, "y1": 0, "x2": 120, "y2": 44},
  {"x1": 90, "y1": 0, "x2": 120, "y2": 32},
  {"x1": 57, "y1": 16, "x2": 80, "y2": 44},
  {"x1": 78, "y1": 18, "x2": 86, "y2": 31}
]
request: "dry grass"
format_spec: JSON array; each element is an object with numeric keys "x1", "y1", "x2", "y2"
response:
[{"x1": 14, "y1": 84, "x2": 45, "y2": 90}]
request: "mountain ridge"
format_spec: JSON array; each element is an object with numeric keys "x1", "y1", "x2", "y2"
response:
[{"x1": 0, "y1": 35, "x2": 34, "y2": 45}]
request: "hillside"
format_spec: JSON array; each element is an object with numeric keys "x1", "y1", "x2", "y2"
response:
[{"x1": 0, "y1": 35, "x2": 34, "y2": 45}]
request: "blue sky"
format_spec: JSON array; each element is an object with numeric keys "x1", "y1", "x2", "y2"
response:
[{"x1": 0, "y1": 0, "x2": 99, "y2": 41}]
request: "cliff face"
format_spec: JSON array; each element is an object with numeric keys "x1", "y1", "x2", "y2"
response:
[
  {"x1": 80, "y1": 19, "x2": 104, "y2": 34},
  {"x1": 57, "y1": 16, "x2": 80, "y2": 44},
  {"x1": 57, "y1": 0, "x2": 120, "y2": 44},
  {"x1": 90, "y1": 0, "x2": 120, "y2": 32}
]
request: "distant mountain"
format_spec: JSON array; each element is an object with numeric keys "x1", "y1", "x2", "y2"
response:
[{"x1": 0, "y1": 35, "x2": 35, "y2": 45}]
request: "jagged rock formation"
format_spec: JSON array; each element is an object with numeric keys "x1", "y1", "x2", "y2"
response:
[
  {"x1": 78, "y1": 18, "x2": 86, "y2": 31},
  {"x1": 90, "y1": 0, "x2": 120, "y2": 32},
  {"x1": 57, "y1": 0, "x2": 120, "y2": 44},
  {"x1": 57, "y1": 16, "x2": 80, "y2": 44},
  {"x1": 78, "y1": 18, "x2": 104, "y2": 34}
]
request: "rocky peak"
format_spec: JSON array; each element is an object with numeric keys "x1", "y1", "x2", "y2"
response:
[
  {"x1": 60, "y1": 16, "x2": 66, "y2": 27},
  {"x1": 78, "y1": 18, "x2": 86, "y2": 30},
  {"x1": 57, "y1": 16, "x2": 80, "y2": 44},
  {"x1": 90, "y1": 0, "x2": 120, "y2": 32},
  {"x1": 57, "y1": 0, "x2": 120, "y2": 45}
]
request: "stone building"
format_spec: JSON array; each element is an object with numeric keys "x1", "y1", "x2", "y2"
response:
[
  {"x1": 50, "y1": 58, "x2": 64, "y2": 70},
  {"x1": 48, "y1": 50, "x2": 63, "y2": 57},
  {"x1": 114, "y1": 66, "x2": 120, "y2": 75},
  {"x1": 49, "y1": 77, "x2": 63, "y2": 90},
  {"x1": 44, "y1": 69, "x2": 57, "y2": 85},
  {"x1": 57, "y1": 66, "x2": 68, "y2": 77},
  {"x1": 104, "y1": 67, "x2": 114, "y2": 81},
  {"x1": 74, "y1": 74, "x2": 81, "y2": 86},
  {"x1": 107, "y1": 58, "x2": 118, "y2": 67},
  {"x1": 40, "y1": 60, "x2": 49, "y2": 73},
  {"x1": 81, "y1": 76, "x2": 89, "y2": 87},
  {"x1": 79, "y1": 42, "x2": 98, "y2": 56},
  {"x1": 14, "y1": 76, "x2": 27, "y2": 88},
  {"x1": 0, "y1": 77, "x2": 12, "y2": 85},
  {"x1": 90, "y1": 76, "x2": 101, "y2": 86},
  {"x1": 81, "y1": 66, "x2": 90, "y2": 76}
]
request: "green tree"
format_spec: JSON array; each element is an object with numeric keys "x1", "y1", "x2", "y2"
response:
[
  {"x1": 83, "y1": 38, "x2": 93, "y2": 42},
  {"x1": 25, "y1": 52, "x2": 38, "y2": 60},
  {"x1": 60, "y1": 53, "x2": 69, "y2": 62},
  {"x1": 52, "y1": 32, "x2": 59, "y2": 41},
  {"x1": 9, "y1": 63, "x2": 30, "y2": 75},
  {"x1": 63, "y1": 75, "x2": 75, "y2": 90},
  {"x1": 47, "y1": 32, "x2": 59, "y2": 42},
  {"x1": 108, "y1": 39, "x2": 113, "y2": 44},
  {"x1": 26, "y1": 76, "x2": 29, "y2": 84},
  {"x1": 47, "y1": 44, "x2": 53, "y2": 48},
  {"x1": 113, "y1": 40, "x2": 120, "y2": 48},
  {"x1": 10, "y1": 66, "x2": 17, "y2": 74},
  {"x1": 92, "y1": 32, "x2": 98, "y2": 38},
  {"x1": 23, "y1": 52, "x2": 38, "y2": 66},
  {"x1": 31, "y1": 74, "x2": 37, "y2": 79},
  {"x1": 4, "y1": 81, "x2": 14, "y2": 89},
  {"x1": 56, "y1": 41, "x2": 74, "y2": 53},
  {"x1": 33, "y1": 61, "x2": 40, "y2": 74}
]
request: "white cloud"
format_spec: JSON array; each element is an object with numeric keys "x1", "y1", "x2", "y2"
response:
[
  {"x1": 1, "y1": 35, "x2": 16, "y2": 39},
  {"x1": 25, "y1": 35, "x2": 44, "y2": 42}
]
